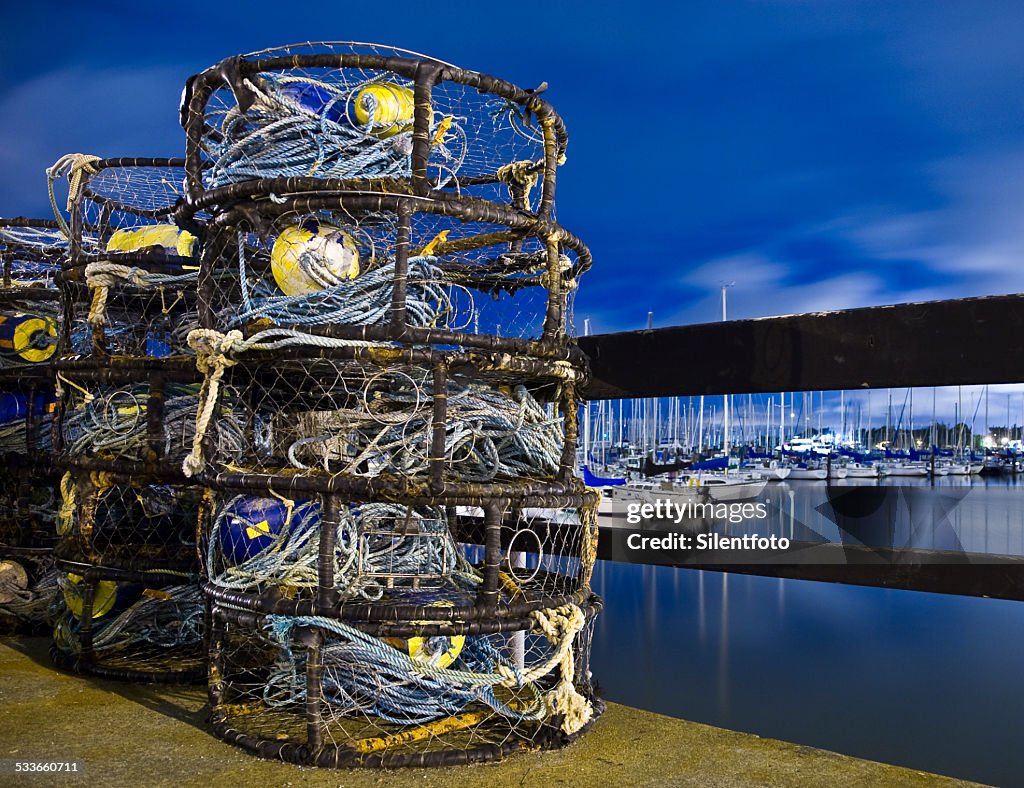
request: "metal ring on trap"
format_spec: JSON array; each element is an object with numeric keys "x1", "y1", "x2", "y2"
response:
[{"x1": 181, "y1": 42, "x2": 569, "y2": 215}]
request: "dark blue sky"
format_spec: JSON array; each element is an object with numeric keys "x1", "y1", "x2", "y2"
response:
[{"x1": 3, "y1": 0, "x2": 1024, "y2": 336}]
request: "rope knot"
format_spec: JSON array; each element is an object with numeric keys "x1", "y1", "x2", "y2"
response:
[
  {"x1": 182, "y1": 329, "x2": 244, "y2": 477},
  {"x1": 496, "y1": 160, "x2": 540, "y2": 211},
  {"x1": 47, "y1": 153, "x2": 101, "y2": 236}
]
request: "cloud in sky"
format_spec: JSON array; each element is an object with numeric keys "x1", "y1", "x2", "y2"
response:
[{"x1": 2, "y1": 0, "x2": 1024, "y2": 342}]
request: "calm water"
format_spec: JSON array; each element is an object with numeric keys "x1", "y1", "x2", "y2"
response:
[{"x1": 590, "y1": 477, "x2": 1024, "y2": 787}]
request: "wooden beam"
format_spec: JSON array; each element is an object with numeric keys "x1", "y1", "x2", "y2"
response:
[{"x1": 578, "y1": 293, "x2": 1024, "y2": 399}]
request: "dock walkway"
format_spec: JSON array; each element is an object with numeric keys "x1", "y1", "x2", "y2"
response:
[{"x1": 0, "y1": 637, "x2": 982, "y2": 787}]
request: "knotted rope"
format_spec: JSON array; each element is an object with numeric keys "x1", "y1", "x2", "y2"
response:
[
  {"x1": 47, "y1": 153, "x2": 101, "y2": 236},
  {"x1": 182, "y1": 329, "x2": 242, "y2": 477},
  {"x1": 497, "y1": 160, "x2": 540, "y2": 212}
]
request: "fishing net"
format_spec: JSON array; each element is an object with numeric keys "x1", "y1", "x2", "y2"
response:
[
  {"x1": 49, "y1": 564, "x2": 204, "y2": 682},
  {"x1": 182, "y1": 42, "x2": 566, "y2": 212},
  {"x1": 0, "y1": 219, "x2": 64, "y2": 630},
  {"x1": 46, "y1": 158, "x2": 200, "y2": 359},
  {"x1": 209, "y1": 597, "x2": 602, "y2": 767}
]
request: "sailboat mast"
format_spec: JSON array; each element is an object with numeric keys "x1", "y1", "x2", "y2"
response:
[{"x1": 721, "y1": 286, "x2": 730, "y2": 461}]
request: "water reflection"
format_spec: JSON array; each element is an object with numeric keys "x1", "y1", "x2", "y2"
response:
[{"x1": 591, "y1": 509, "x2": 1024, "y2": 787}]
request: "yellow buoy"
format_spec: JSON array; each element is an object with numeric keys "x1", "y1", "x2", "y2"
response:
[
  {"x1": 381, "y1": 600, "x2": 465, "y2": 668},
  {"x1": 270, "y1": 220, "x2": 360, "y2": 296},
  {"x1": 62, "y1": 573, "x2": 123, "y2": 619},
  {"x1": 352, "y1": 83, "x2": 414, "y2": 138},
  {"x1": 0, "y1": 313, "x2": 57, "y2": 363},
  {"x1": 384, "y1": 633, "x2": 466, "y2": 669},
  {"x1": 106, "y1": 224, "x2": 196, "y2": 258},
  {"x1": 0, "y1": 560, "x2": 29, "y2": 604}
]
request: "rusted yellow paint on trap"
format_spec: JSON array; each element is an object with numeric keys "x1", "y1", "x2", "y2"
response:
[{"x1": 0, "y1": 637, "x2": 984, "y2": 787}]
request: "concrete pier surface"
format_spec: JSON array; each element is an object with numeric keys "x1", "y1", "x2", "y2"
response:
[{"x1": 0, "y1": 637, "x2": 984, "y2": 788}]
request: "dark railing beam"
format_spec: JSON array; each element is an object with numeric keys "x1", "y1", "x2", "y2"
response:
[{"x1": 579, "y1": 293, "x2": 1024, "y2": 399}]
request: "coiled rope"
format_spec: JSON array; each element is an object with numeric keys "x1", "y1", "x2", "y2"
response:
[
  {"x1": 84, "y1": 262, "x2": 198, "y2": 338},
  {"x1": 260, "y1": 603, "x2": 591, "y2": 733},
  {"x1": 229, "y1": 249, "x2": 460, "y2": 330},
  {"x1": 203, "y1": 74, "x2": 464, "y2": 188},
  {"x1": 0, "y1": 567, "x2": 59, "y2": 623},
  {"x1": 53, "y1": 583, "x2": 203, "y2": 655},
  {"x1": 289, "y1": 379, "x2": 563, "y2": 481},
  {"x1": 208, "y1": 499, "x2": 457, "y2": 601}
]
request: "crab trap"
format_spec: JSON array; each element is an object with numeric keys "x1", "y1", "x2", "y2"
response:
[
  {"x1": 200, "y1": 487, "x2": 602, "y2": 766},
  {"x1": 0, "y1": 219, "x2": 65, "y2": 630},
  {"x1": 208, "y1": 592, "x2": 602, "y2": 767},
  {"x1": 187, "y1": 194, "x2": 588, "y2": 351},
  {"x1": 181, "y1": 42, "x2": 568, "y2": 213},
  {"x1": 179, "y1": 347, "x2": 581, "y2": 487},
  {"x1": 47, "y1": 157, "x2": 202, "y2": 359},
  {"x1": 49, "y1": 560, "x2": 204, "y2": 682}
]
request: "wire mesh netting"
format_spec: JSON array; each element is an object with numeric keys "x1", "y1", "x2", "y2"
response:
[
  {"x1": 56, "y1": 478, "x2": 200, "y2": 571},
  {"x1": 184, "y1": 42, "x2": 567, "y2": 212},
  {"x1": 49, "y1": 564, "x2": 204, "y2": 681},
  {"x1": 52, "y1": 159, "x2": 201, "y2": 359},
  {"x1": 0, "y1": 220, "x2": 64, "y2": 629},
  {"x1": 209, "y1": 598, "x2": 602, "y2": 766}
]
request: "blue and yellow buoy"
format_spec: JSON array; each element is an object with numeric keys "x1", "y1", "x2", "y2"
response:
[
  {"x1": 0, "y1": 313, "x2": 57, "y2": 363},
  {"x1": 0, "y1": 391, "x2": 56, "y2": 426},
  {"x1": 218, "y1": 496, "x2": 299, "y2": 566}
]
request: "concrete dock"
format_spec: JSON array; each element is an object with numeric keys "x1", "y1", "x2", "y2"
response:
[{"x1": 0, "y1": 637, "x2": 983, "y2": 787}]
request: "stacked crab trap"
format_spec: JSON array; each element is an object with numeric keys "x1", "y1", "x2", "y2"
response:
[
  {"x1": 47, "y1": 157, "x2": 205, "y2": 680},
  {"x1": 0, "y1": 219, "x2": 64, "y2": 631},
  {"x1": 178, "y1": 43, "x2": 602, "y2": 766}
]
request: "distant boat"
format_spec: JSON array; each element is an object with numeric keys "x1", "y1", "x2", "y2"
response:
[
  {"x1": 786, "y1": 465, "x2": 828, "y2": 481},
  {"x1": 879, "y1": 462, "x2": 929, "y2": 477},
  {"x1": 691, "y1": 472, "x2": 768, "y2": 502},
  {"x1": 845, "y1": 462, "x2": 879, "y2": 478},
  {"x1": 582, "y1": 465, "x2": 626, "y2": 487},
  {"x1": 741, "y1": 458, "x2": 791, "y2": 481}
]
